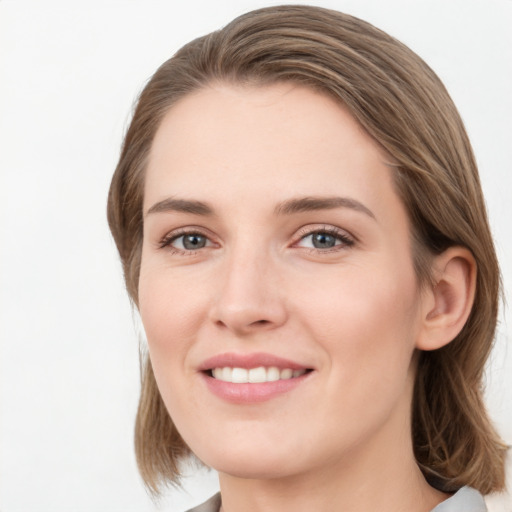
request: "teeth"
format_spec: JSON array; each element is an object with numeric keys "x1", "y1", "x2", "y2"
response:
[
  {"x1": 211, "y1": 366, "x2": 307, "y2": 383},
  {"x1": 281, "y1": 368, "x2": 293, "y2": 379},
  {"x1": 248, "y1": 367, "x2": 266, "y2": 383},
  {"x1": 267, "y1": 366, "x2": 280, "y2": 381},
  {"x1": 231, "y1": 368, "x2": 248, "y2": 383}
]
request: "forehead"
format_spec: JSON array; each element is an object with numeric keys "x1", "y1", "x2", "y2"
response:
[{"x1": 144, "y1": 82, "x2": 398, "y2": 218}]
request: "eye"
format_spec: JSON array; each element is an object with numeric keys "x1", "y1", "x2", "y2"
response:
[
  {"x1": 159, "y1": 230, "x2": 214, "y2": 252},
  {"x1": 175, "y1": 233, "x2": 209, "y2": 250},
  {"x1": 295, "y1": 228, "x2": 354, "y2": 250}
]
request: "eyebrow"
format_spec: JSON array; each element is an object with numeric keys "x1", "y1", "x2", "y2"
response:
[
  {"x1": 274, "y1": 196, "x2": 376, "y2": 219},
  {"x1": 145, "y1": 198, "x2": 214, "y2": 217},
  {"x1": 145, "y1": 195, "x2": 375, "y2": 220}
]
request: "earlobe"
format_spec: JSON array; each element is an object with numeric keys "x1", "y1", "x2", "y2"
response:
[{"x1": 416, "y1": 247, "x2": 477, "y2": 351}]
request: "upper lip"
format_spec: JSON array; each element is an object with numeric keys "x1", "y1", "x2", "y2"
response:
[{"x1": 198, "y1": 352, "x2": 311, "y2": 371}]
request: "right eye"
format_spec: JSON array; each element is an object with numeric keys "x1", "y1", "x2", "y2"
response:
[
  {"x1": 159, "y1": 230, "x2": 214, "y2": 252},
  {"x1": 172, "y1": 233, "x2": 209, "y2": 250}
]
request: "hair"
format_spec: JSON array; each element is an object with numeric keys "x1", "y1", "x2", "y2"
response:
[{"x1": 107, "y1": 4, "x2": 506, "y2": 495}]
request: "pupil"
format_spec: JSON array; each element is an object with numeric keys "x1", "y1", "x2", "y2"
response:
[
  {"x1": 183, "y1": 234, "x2": 206, "y2": 250},
  {"x1": 313, "y1": 233, "x2": 335, "y2": 249}
]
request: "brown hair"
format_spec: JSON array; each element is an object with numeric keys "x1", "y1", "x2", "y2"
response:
[{"x1": 107, "y1": 4, "x2": 506, "y2": 495}]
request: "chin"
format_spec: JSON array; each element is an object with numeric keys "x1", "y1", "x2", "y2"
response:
[
  {"x1": 212, "y1": 458, "x2": 298, "y2": 480},
  {"x1": 194, "y1": 441, "x2": 305, "y2": 480}
]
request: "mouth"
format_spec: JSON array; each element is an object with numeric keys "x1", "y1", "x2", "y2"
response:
[
  {"x1": 207, "y1": 366, "x2": 310, "y2": 383},
  {"x1": 199, "y1": 353, "x2": 314, "y2": 403}
]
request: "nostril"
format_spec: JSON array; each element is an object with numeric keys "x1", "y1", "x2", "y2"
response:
[{"x1": 252, "y1": 319, "x2": 271, "y2": 326}]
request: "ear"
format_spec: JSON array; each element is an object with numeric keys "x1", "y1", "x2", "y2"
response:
[{"x1": 416, "y1": 247, "x2": 477, "y2": 351}]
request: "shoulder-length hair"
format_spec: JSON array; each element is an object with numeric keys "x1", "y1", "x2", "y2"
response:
[{"x1": 107, "y1": 4, "x2": 506, "y2": 495}]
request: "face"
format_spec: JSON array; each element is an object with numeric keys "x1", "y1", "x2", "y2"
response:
[{"x1": 139, "y1": 83, "x2": 425, "y2": 480}]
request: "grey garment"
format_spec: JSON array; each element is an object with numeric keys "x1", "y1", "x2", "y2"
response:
[
  {"x1": 431, "y1": 487, "x2": 487, "y2": 511},
  {"x1": 185, "y1": 486, "x2": 487, "y2": 512},
  {"x1": 185, "y1": 493, "x2": 221, "y2": 512}
]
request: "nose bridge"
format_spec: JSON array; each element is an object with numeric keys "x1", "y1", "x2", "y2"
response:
[{"x1": 211, "y1": 237, "x2": 286, "y2": 333}]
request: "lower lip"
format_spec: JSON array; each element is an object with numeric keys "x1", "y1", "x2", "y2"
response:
[{"x1": 201, "y1": 372, "x2": 311, "y2": 404}]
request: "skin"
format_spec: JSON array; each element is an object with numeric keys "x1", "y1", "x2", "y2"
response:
[{"x1": 138, "y1": 83, "x2": 472, "y2": 512}]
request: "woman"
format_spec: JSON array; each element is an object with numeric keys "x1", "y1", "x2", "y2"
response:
[{"x1": 107, "y1": 5, "x2": 507, "y2": 511}]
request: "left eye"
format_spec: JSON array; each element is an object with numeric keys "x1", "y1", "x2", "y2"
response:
[
  {"x1": 297, "y1": 231, "x2": 351, "y2": 249},
  {"x1": 170, "y1": 233, "x2": 211, "y2": 250}
]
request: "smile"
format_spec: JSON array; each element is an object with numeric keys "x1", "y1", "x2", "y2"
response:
[
  {"x1": 211, "y1": 367, "x2": 308, "y2": 383},
  {"x1": 199, "y1": 353, "x2": 314, "y2": 403}
]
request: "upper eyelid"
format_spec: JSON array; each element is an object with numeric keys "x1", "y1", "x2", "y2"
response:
[
  {"x1": 160, "y1": 226, "x2": 215, "y2": 240},
  {"x1": 157, "y1": 226, "x2": 217, "y2": 250},
  {"x1": 293, "y1": 224, "x2": 355, "y2": 241}
]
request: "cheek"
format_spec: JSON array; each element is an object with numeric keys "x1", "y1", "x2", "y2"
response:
[
  {"x1": 138, "y1": 267, "x2": 213, "y2": 428},
  {"x1": 299, "y1": 263, "x2": 420, "y2": 432},
  {"x1": 299, "y1": 257, "x2": 421, "y2": 376},
  {"x1": 138, "y1": 267, "x2": 207, "y2": 366}
]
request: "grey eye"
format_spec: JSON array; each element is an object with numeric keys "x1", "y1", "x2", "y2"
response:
[
  {"x1": 311, "y1": 232, "x2": 338, "y2": 249},
  {"x1": 181, "y1": 234, "x2": 207, "y2": 250},
  {"x1": 296, "y1": 229, "x2": 353, "y2": 251},
  {"x1": 167, "y1": 233, "x2": 209, "y2": 251}
]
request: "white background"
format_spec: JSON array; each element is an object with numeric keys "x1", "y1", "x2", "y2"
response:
[{"x1": 1, "y1": 1, "x2": 511, "y2": 510}]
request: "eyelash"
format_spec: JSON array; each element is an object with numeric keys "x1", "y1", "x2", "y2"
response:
[
  {"x1": 158, "y1": 228, "x2": 211, "y2": 254},
  {"x1": 293, "y1": 225, "x2": 355, "y2": 252},
  {"x1": 157, "y1": 225, "x2": 355, "y2": 255}
]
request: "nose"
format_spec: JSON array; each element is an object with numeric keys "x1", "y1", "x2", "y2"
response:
[{"x1": 209, "y1": 247, "x2": 288, "y2": 336}]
